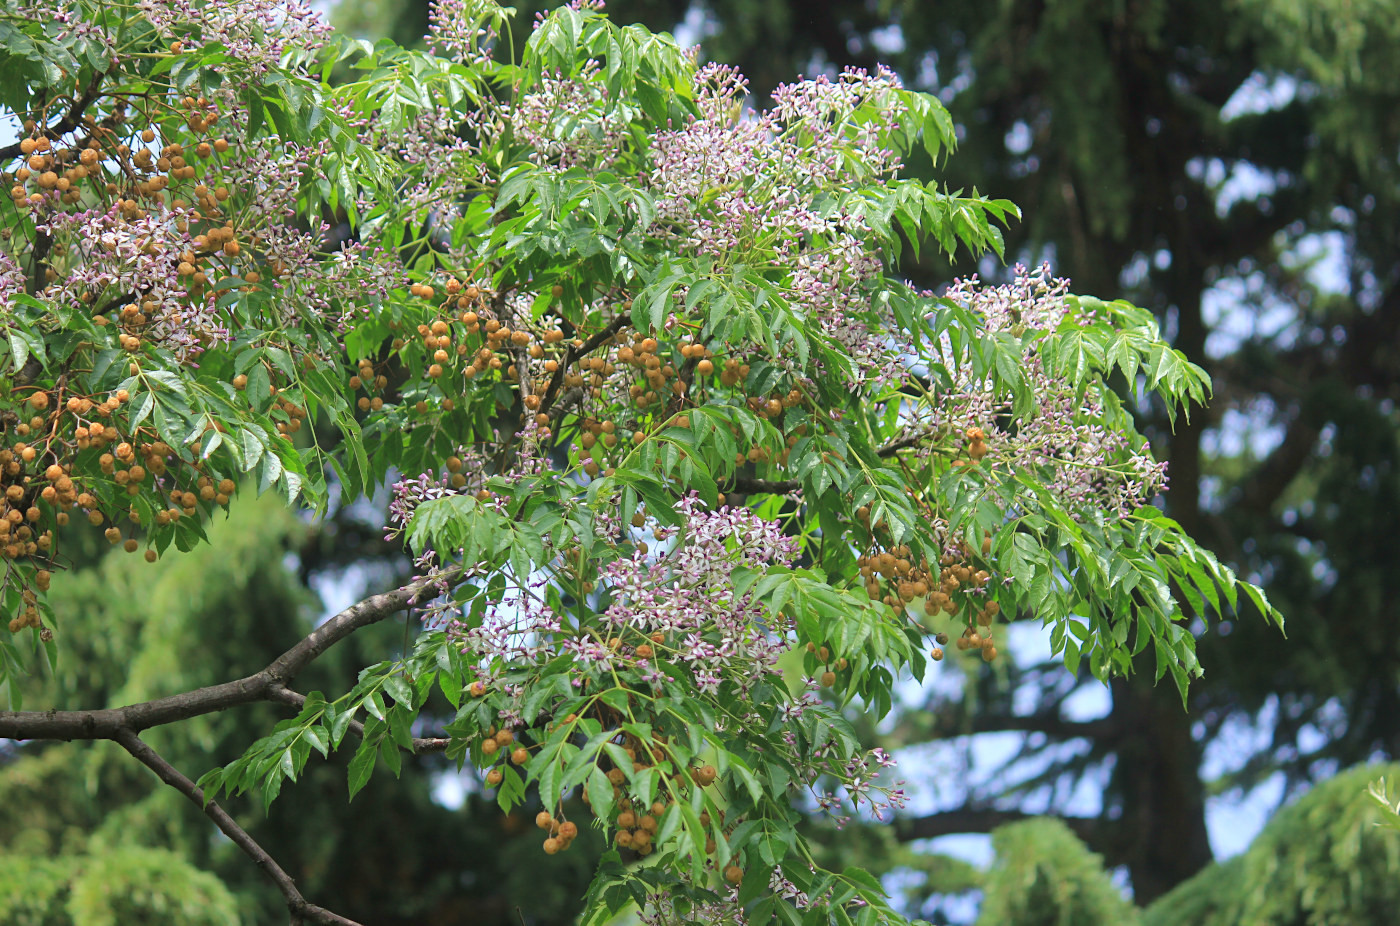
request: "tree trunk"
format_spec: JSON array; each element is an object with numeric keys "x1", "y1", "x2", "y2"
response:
[{"x1": 1109, "y1": 676, "x2": 1213, "y2": 903}]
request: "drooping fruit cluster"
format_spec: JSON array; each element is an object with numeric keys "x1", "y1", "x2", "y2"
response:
[
  {"x1": 583, "y1": 723, "x2": 730, "y2": 866},
  {"x1": 852, "y1": 516, "x2": 1003, "y2": 662},
  {"x1": 462, "y1": 691, "x2": 743, "y2": 876},
  {"x1": 1, "y1": 382, "x2": 242, "y2": 632},
  {"x1": 932, "y1": 536, "x2": 1001, "y2": 663},
  {"x1": 806, "y1": 641, "x2": 850, "y2": 688}
]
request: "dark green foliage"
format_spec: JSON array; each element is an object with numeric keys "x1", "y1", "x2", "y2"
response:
[{"x1": 1145, "y1": 763, "x2": 1400, "y2": 926}]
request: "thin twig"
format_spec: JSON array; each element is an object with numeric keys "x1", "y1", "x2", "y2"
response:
[
  {"x1": 724, "y1": 474, "x2": 802, "y2": 496},
  {"x1": 721, "y1": 434, "x2": 929, "y2": 498},
  {"x1": 114, "y1": 728, "x2": 364, "y2": 926},
  {"x1": 877, "y1": 433, "x2": 926, "y2": 458},
  {"x1": 266, "y1": 686, "x2": 450, "y2": 753}
]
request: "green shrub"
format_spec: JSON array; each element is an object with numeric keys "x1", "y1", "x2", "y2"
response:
[{"x1": 0, "y1": 854, "x2": 73, "y2": 926}]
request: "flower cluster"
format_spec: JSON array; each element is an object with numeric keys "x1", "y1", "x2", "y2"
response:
[
  {"x1": 598, "y1": 496, "x2": 799, "y2": 694},
  {"x1": 138, "y1": 0, "x2": 330, "y2": 79},
  {"x1": 0, "y1": 250, "x2": 25, "y2": 298},
  {"x1": 17, "y1": 0, "x2": 113, "y2": 49},
  {"x1": 926, "y1": 264, "x2": 1170, "y2": 516},
  {"x1": 377, "y1": 105, "x2": 486, "y2": 218},
  {"x1": 402, "y1": 487, "x2": 802, "y2": 696},
  {"x1": 636, "y1": 888, "x2": 747, "y2": 926},
  {"x1": 497, "y1": 63, "x2": 629, "y2": 170},
  {"x1": 426, "y1": 0, "x2": 501, "y2": 65},
  {"x1": 650, "y1": 64, "x2": 908, "y2": 236},
  {"x1": 692, "y1": 63, "x2": 749, "y2": 122},
  {"x1": 645, "y1": 65, "x2": 919, "y2": 389},
  {"x1": 782, "y1": 223, "x2": 899, "y2": 387},
  {"x1": 768, "y1": 66, "x2": 909, "y2": 184},
  {"x1": 814, "y1": 747, "x2": 909, "y2": 826}
]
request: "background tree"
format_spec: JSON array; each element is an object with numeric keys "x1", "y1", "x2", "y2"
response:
[
  {"x1": 321, "y1": 0, "x2": 1400, "y2": 903},
  {"x1": 973, "y1": 818, "x2": 1140, "y2": 926},
  {"x1": 0, "y1": 847, "x2": 243, "y2": 926},
  {"x1": 1142, "y1": 761, "x2": 1400, "y2": 925},
  {"x1": 929, "y1": 760, "x2": 1400, "y2": 926}
]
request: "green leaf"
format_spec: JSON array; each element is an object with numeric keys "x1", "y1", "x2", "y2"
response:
[
  {"x1": 347, "y1": 736, "x2": 377, "y2": 800},
  {"x1": 363, "y1": 689, "x2": 386, "y2": 721},
  {"x1": 382, "y1": 673, "x2": 414, "y2": 708},
  {"x1": 303, "y1": 725, "x2": 330, "y2": 758},
  {"x1": 587, "y1": 765, "x2": 615, "y2": 819}
]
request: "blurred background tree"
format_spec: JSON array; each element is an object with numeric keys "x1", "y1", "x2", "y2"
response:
[
  {"x1": 973, "y1": 818, "x2": 1141, "y2": 926},
  {"x1": 339, "y1": 0, "x2": 1400, "y2": 906},
  {"x1": 931, "y1": 761, "x2": 1400, "y2": 926},
  {"x1": 1142, "y1": 762, "x2": 1400, "y2": 926}
]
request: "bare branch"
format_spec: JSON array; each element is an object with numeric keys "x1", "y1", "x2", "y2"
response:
[
  {"x1": 262, "y1": 567, "x2": 459, "y2": 684},
  {"x1": 895, "y1": 806, "x2": 1112, "y2": 853},
  {"x1": 114, "y1": 728, "x2": 364, "y2": 926}
]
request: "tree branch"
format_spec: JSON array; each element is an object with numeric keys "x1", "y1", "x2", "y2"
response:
[
  {"x1": 114, "y1": 728, "x2": 364, "y2": 926},
  {"x1": 720, "y1": 429, "x2": 934, "y2": 498},
  {"x1": 894, "y1": 807, "x2": 1114, "y2": 856},
  {"x1": 265, "y1": 686, "x2": 450, "y2": 753},
  {"x1": 0, "y1": 570, "x2": 465, "y2": 921},
  {"x1": 877, "y1": 433, "x2": 926, "y2": 458},
  {"x1": 263, "y1": 567, "x2": 459, "y2": 684},
  {"x1": 0, "y1": 567, "x2": 458, "y2": 741},
  {"x1": 0, "y1": 70, "x2": 108, "y2": 162},
  {"x1": 724, "y1": 474, "x2": 802, "y2": 495}
]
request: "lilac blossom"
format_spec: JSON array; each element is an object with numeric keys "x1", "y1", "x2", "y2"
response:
[
  {"x1": 426, "y1": 0, "x2": 502, "y2": 65},
  {"x1": 137, "y1": 0, "x2": 330, "y2": 78},
  {"x1": 916, "y1": 263, "x2": 1171, "y2": 517}
]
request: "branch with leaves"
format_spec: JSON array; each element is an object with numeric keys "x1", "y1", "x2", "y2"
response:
[
  {"x1": 0, "y1": 2, "x2": 1283, "y2": 925},
  {"x1": 0, "y1": 569, "x2": 457, "y2": 925}
]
